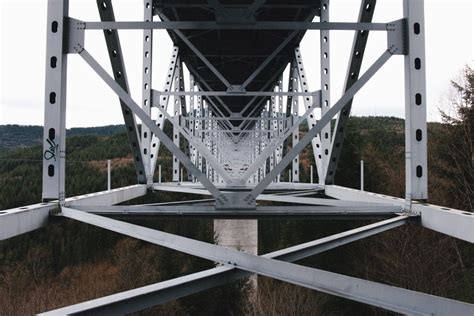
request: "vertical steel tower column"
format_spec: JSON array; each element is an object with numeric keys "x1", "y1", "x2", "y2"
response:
[
  {"x1": 295, "y1": 47, "x2": 323, "y2": 181},
  {"x1": 42, "y1": 0, "x2": 68, "y2": 202},
  {"x1": 142, "y1": 0, "x2": 153, "y2": 184},
  {"x1": 276, "y1": 76, "x2": 284, "y2": 182},
  {"x1": 320, "y1": 0, "x2": 331, "y2": 184},
  {"x1": 289, "y1": 61, "x2": 300, "y2": 182},
  {"x1": 404, "y1": 0, "x2": 428, "y2": 204},
  {"x1": 172, "y1": 59, "x2": 182, "y2": 181}
]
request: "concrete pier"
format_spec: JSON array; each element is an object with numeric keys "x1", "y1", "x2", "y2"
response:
[{"x1": 214, "y1": 219, "x2": 258, "y2": 290}]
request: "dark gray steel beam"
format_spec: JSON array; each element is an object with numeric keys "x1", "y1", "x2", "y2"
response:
[
  {"x1": 152, "y1": 3, "x2": 318, "y2": 10},
  {"x1": 73, "y1": 204, "x2": 401, "y2": 218},
  {"x1": 183, "y1": 62, "x2": 234, "y2": 130},
  {"x1": 238, "y1": 6, "x2": 320, "y2": 90},
  {"x1": 83, "y1": 21, "x2": 388, "y2": 31},
  {"x1": 41, "y1": 215, "x2": 410, "y2": 315},
  {"x1": 158, "y1": 14, "x2": 232, "y2": 89},
  {"x1": 153, "y1": 90, "x2": 317, "y2": 97},
  {"x1": 96, "y1": 0, "x2": 146, "y2": 183},
  {"x1": 325, "y1": 0, "x2": 377, "y2": 184},
  {"x1": 326, "y1": 185, "x2": 474, "y2": 243}
]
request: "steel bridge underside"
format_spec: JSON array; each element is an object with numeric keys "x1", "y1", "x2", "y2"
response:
[
  {"x1": 157, "y1": 0, "x2": 321, "y2": 116},
  {"x1": 0, "y1": 0, "x2": 473, "y2": 315}
]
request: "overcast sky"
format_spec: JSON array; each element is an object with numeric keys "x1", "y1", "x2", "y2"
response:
[{"x1": 1, "y1": 0, "x2": 473, "y2": 127}]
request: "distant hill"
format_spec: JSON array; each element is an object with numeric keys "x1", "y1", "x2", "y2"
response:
[{"x1": 0, "y1": 125, "x2": 126, "y2": 151}]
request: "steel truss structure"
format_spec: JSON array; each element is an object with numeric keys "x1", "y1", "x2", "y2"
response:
[{"x1": 1, "y1": 0, "x2": 473, "y2": 315}]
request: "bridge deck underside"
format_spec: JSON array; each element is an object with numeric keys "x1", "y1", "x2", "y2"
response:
[{"x1": 155, "y1": 0, "x2": 321, "y2": 113}]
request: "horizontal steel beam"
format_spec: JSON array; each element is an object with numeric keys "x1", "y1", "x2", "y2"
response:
[
  {"x1": 55, "y1": 209, "x2": 474, "y2": 315},
  {"x1": 73, "y1": 204, "x2": 400, "y2": 218},
  {"x1": 152, "y1": 89, "x2": 318, "y2": 97},
  {"x1": 150, "y1": 184, "x2": 395, "y2": 208},
  {"x1": 82, "y1": 21, "x2": 389, "y2": 31},
  {"x1": 153, "y1": 182, "x2": 325, "y2": 192},
  {"x1": 0, "y1": 185, "x2": 146, "y2": 240},
  {"x1": 326, "y1": 185, "x2": 474, "y2": 243},
  {"x1": 138, "y1": 199, "x2": 214, "y2": 207},
  {"x1": 257, "y1": 194, "x2": 401, "y2": 208}
]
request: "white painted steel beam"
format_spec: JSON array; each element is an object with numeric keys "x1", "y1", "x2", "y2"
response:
[
  {"x1": 141, "y1": 0, "x2": 153, "y2": 183},
  {"x1": 319, "y1": 0, "x2": 331, "y2": 182},
  {"x1": 150, "y1": 47, "x2": 180, "y2": 176},
  {"x1": 403, "y1": 0, "x2": 428, "y2": 202},
  {"x1": 295, "y1": 47, "x2": 324, "y2": 179},
  {"x1": 0, "y1": 185, "x2": 146, "y2": 240},
  {"x1": 326, "y1": 185, "x2": 474, "y2": 243},
  {"x1": 42, "y1": 0, "x2": 68, "y2": 202}
]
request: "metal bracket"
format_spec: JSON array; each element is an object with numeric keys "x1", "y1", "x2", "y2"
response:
[
  {"x1": 387, "y1": 19, "x2": 408, "y2": 55},
  {"x1": 215, "y1": 192, "x2": 256, "y2": 210},
  {"x1": 66, "y1": 18, "x2": 85, "y2": 54},
  {"x1": 227, "y1": 85, "x2": 246, "y2": 93}
]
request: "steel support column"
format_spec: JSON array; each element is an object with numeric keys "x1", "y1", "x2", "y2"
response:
[
  {"x1": 42, "y1": 0, "x2": 69, "y2": 202},
  {"x1": 295, "y1": 47, "x2": 324, "y2": 180},
  {"x1": 319, "y1": 0, "x2": 331, "y2": 183},
  {"x1": 404, "y1": 0, "x2": 428, "y2": 204},
  {"x1": 150, "y1": 47, "x2": 179, "y2": 177},
  {"x1": 172, "y1": 57, "x2": 183, "y2": 182},
  {"x1": 289, "y1": 61, "x2": 300, "y2": 182},
  {"x1": 141, "y1": 0, "x2": 153, "y2": 183}
]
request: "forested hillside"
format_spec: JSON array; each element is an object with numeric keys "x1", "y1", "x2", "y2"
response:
[
  {"x1": 0, "y1": 67, "x2": 472, "y2": 315},
  {"x1": 0, "y1": 124, "x2": 126, "y2": 152}
]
